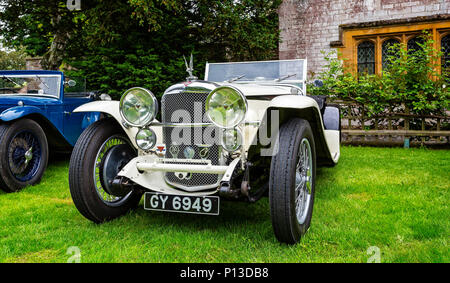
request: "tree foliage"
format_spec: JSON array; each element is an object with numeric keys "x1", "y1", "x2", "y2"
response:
[
  {"x1": 0, "y1": 0, "x2": 281, "y2": 99},
  {"x1": 0, "y1": 0, "x2": 84, "y2": 70},
  {"x1": 0, "y1": 45, "x2": 27, "y2": 70}
]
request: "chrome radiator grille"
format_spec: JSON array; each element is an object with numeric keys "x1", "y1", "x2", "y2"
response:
[{"x1": 161, "y1": 91, "x2": 221, "y2": 189}]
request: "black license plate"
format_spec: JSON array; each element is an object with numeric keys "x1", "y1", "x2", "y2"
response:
[{"x1": 144, "y1": 193, "x2": 220, "y2": 215}]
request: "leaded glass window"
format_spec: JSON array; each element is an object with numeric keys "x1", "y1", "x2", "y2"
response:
[
  {"x1": 407, "y1": 36, "x2": 424, "y2": 53},
  {"x1": 357, "y1": 41, "x2": 375, "y2": 75},
  {"x1": 382, "y1": 39, "x2": 400, "y2": 70},
  {"x1": 441, "y1": 34, "x2": 450, "y2": 75}
]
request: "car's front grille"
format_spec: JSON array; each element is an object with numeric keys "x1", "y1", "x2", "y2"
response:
[{"x1": 161, "y1": 91, "x2": 221, "y2": 190}]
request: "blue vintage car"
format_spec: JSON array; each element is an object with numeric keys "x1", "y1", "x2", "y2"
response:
[{"x1": 0, "y1": 70, "x2": 102, "y2": 192}]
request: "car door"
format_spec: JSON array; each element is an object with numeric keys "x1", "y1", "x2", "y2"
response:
[
  {"x1": 62, "y1": 94, "x2": 99, "y2": 146},
  {"x1": 62, "y1": 76, "x2": 102, "y2": 146}
]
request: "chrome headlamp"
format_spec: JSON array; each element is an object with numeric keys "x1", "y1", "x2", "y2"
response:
[
  {"x1": 205, "y1": 86, "x2": 247, "y2": 128},
  {"x1": 221, "y1": 128, "x2": 243, "y2": 152},
  {"x1": 135, "y1": 128, "x2": 157, "y2": 151},
  {"x1": 120, "y1": 87, "x2": 158, "y2": 127}
]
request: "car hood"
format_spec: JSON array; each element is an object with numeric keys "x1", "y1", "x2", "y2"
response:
[{"x1": 0, "y1": 95, "x2": 59, "y2": 113}]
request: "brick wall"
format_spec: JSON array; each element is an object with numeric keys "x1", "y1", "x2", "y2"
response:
[
  {"x1": 26, "y1": 57, "x2": 43, "y2": 70},
  {"x1": 279, "y1": 0, "x2": 450, "y2": 77}
]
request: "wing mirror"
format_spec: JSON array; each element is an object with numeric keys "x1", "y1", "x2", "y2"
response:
[
  {"x1": 65, "y1": 80, "x2": 77, "y2": 87},
  {"x1": 100, "y1": 93, "x2": 112, "y2": 101}
]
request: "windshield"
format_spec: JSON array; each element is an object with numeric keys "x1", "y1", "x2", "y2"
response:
[
  {"x1": 205, "y1": 59, "x2": 306, "y2": 84},
  {"x1": 0, "y1": 74, "x2": 61, "y2": 98}
]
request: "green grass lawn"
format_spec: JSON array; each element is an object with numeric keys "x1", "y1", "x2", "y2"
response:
[{"x1": 0, "y1": 146, "x2": 448, "y2": 263}]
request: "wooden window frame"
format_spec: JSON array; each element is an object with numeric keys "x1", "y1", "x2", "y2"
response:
[{"x1": 337, "y1": 21, "x2": 450, "y2": 76}]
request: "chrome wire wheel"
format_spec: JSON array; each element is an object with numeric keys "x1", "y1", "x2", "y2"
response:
[
  {"x1": 8, "y1": 130, "x2": 42, "y2": 182},
  {"x1": 93, "y1": 135, "x2": 134, "y2": 205},
  {"x1": 295, "y1": 138, "x2": 313, "y2": 225}
]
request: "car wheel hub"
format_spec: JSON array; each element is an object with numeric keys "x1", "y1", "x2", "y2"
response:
[
  {"x1": 99, "y1": 144, "x2": 135, "y2": 197},
  {"x1": 93, "y1": 136, "x2": 136, "y2": 204},
  {"x1": 8, "y1": 132, "x2": 41, "y2": 181},
  {"x1": 24, "y1": 147, "x2": 33, "y2": 164}
]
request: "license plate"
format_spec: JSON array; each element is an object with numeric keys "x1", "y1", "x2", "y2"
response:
[{"x1": 144, "y1": 193, "x2": 220, "y2": 215}]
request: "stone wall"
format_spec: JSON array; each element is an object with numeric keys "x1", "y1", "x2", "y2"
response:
[{"x1": 279, "y1": 0, "x2": 450, "y2": 77}]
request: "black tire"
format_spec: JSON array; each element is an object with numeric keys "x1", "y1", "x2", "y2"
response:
[
  {"x1": 0, "y1": 119, "x2": 49, "y2": 192},
  {"x1": 269, "y1": 118, "x2": 316, "y2": 244},
  {"x1": 69, "y1": 118, "x2": 142, "y2": 223}
]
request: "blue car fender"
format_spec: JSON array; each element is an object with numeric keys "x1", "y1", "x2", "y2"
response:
[
  {"x1": 0, "y1": 105, "x2": 46, "y2": 122},
  {"x1": 81, "y1": 112, "x2": 101, "y2": 130}
]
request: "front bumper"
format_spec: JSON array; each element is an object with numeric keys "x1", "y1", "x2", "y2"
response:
[
  {"x1": 117, "y1": 155, "x2": 241, "y2": 196},
  {"x1": 136, "y1": 158, "x2": 229, "y2": 174}
]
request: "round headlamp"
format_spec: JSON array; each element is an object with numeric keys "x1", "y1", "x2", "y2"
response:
[
  {"x1": 120, "y1": 87, "x2": 158, "y2": 127},
  {"x1": 136, "y1": 128, "x2": 157, "y2": 151},
  {"x1": 221, "y1": 128, "x2": 243, "y2": 152},
  {"x1": 205, "y1": 86, "x2": 247, "y2": 128}
]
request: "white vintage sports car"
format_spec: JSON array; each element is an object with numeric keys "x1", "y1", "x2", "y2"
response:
[{"x1": 69, "y1": 58, "x2": 341, "y2": 244}]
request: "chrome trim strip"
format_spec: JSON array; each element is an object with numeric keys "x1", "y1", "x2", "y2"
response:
[
  {"x1": 136, "y1": 162, "x2": 229, "y2": 174},
  {"x1": 150, "y1": 122, "x2": 212, "y2": 127},
  {"x1": 149, "y1": 121, "x2": 260, "y2": 127}
]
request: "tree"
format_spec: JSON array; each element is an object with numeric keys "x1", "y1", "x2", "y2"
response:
[
  {"x1": 0, "y1": 46, "x2": 27, "y2": 70},
  {"x1": 130, "y1": 0, "x2": 282, "y2": 61},
  {"x1": 0, "y1": 0, "x2": 86, "y2": 70},
  {"x1": 0, "y1": 0, "x2": 282, "y2": 98}
]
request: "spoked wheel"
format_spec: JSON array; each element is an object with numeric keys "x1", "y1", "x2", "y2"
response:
[
  {"x1": 94, "y1": 135, "x2": 136, "y2": 205},
  {"x1": 0, "y1": 119, "x2": 48, "y2": 192},
  {"x1": 269, "y1": 118, "x2": 316, "y2": 244},
  {"x1": 69, "y1": 118, "x2": 142, "y2": 223},
  {"x1": 295, "y1": 138, "x2": 313, "y2": 225}
]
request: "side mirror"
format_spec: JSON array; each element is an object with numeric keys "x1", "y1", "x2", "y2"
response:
[
  {"x1": 99, "y1": 93, "x2": 112, "y2": 101},
  {"x1": 313, "y1": 79, "x2": 324, "y2": 87},
  {"x1": 67, "y1": 80, "x2": 77, "y2": 87}
]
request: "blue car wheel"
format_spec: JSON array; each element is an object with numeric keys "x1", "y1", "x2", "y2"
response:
[{"x1": 0, "y1": 119, "x2": 49, "y2": 192}]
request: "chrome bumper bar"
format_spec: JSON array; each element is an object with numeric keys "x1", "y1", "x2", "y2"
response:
[
  {"x1": 136, "y1": 158, "x2": 239, "y2": 175},
  {"x1": 149, "y1": 121, "x2": 260, "y2": 128},
  {"x1": 136, "y1": 162, "x2": 229, "y2": 174},
  {"x1": 135, "y1": 158, "x2": 240, "y2": 176}
]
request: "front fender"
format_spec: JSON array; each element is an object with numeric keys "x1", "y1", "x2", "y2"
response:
[
  {"x1": 247, "y1": 95, "x2": 339, "y2": 165},
  {"x1": 0, "y1": 105, "x2": 46, "y2": 122},
  {"x1": 74, "y1": 101, "x2": 162, "y2": 149}
]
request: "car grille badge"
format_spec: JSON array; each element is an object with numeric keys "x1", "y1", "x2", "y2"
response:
[
  {"x1": 183, "y1": 146, "x2": 195, "y2": 159},
  {"x1": 198, "y1": 145, "x2": 211, "y2": 160},
  {"x1": 169, "y1": 145, "x2": 180, "y2": 158},
  {"x1": 156, "y1": 145, "x2": 166, "y2": 157}
]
